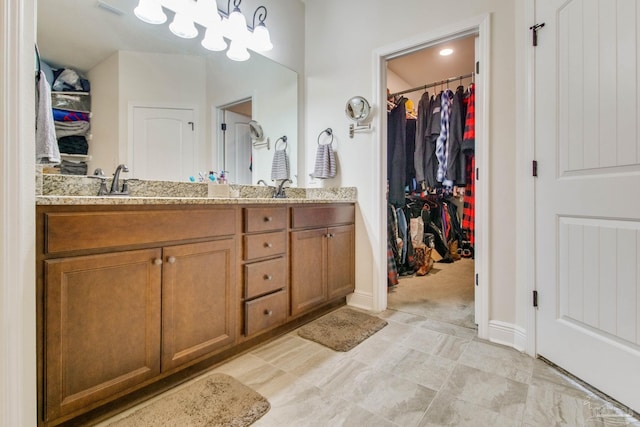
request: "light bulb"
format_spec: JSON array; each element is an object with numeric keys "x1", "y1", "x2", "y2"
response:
[
  {"x1": 250, "y1": 24, "x2": 272, "y2": 52},
  {"x1": 201, "y1": 27, "x2": 227, "y2": 51},
  {"x1": 226, "y1": 39, "x2": 250, "y2": 61},
  {"x1": 169, "y1": 13, "x2": 198, "y2": 39},
  {"x1": 227, "y1": 6, "x2": 249, "y2": 41},
  {"x1": 134, "y1": 0, "x2": 166, "y2": 25}
]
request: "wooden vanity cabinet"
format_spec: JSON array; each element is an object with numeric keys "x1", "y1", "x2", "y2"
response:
[
  {"x1": 290, "y1": 204, "x2": 355, "y2": 317},
  {"x1": 242, "y1": 206, "x2": 288, "y2": 337},
  {"x1": 37, "y1": 205, "x2": 237, "y2": 425}
]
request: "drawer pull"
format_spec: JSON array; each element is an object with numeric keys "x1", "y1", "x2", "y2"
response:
[
  {"x1": 167, "y1": 256, "x2": 176, "y2": 264},
  {"x1": 264, "y1": 216, "x2": 273, "y2": 222},
  {"x1": 264, "y1": 242, "x2": 273, "y2": 248},
  {"x1": 264, "y1": 309, "x2": 273, "y2": 316},
  {"x1": 264, "y1": 274, "x2": 272, "y2": 280},
  {"x1": 153, "y1": 258, "x2": 163, "y2": 265}
]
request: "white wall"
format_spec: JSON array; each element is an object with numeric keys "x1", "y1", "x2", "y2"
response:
[{"x1": 304, "y1": 0, "x2": 519, "y2": 326}]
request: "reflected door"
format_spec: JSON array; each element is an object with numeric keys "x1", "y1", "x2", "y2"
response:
[
  {"x1": 132, "y1": 106, "x2": 196, "y2": 181},
  {"x1": 223, "y1": 110, "x2": 252, "y2": 185}
]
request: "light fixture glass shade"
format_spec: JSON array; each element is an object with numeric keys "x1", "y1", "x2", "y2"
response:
[
  {"x1": 169, "y1": 13, "x2": 198, "y2": 39},
  {"x1": 226, "y1": 39, "x2": 250, "y2": 61},
  {"x1": 134, "y1": 0, "x2": 167, "y2": 24},
  {"x1": 250, "y1": 24, "x2": 273, "y2": 52},
  {"x1": 227, "y1": 7, "x2": 249, "y2": 41},
  {"x1": 201, "y1": 27, "x2": 227, "y2": 51}
]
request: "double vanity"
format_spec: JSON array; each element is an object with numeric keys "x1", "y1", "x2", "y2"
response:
[{"x1": 36, "y1": 174, "x2": 357, "y2": 426}]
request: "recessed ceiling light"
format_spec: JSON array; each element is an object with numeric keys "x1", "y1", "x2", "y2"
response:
[{"x1": 439, "y1": 48, "x2": 454, "y2": 56}]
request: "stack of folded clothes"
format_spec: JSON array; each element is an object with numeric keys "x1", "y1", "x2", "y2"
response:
[{"x1": 50, "y1": 67, "x2": 92, "y2": 175}]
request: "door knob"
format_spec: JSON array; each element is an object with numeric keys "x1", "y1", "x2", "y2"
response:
[
  {"x1": 167, "y1": 256, "x2": 176, "y2": 264},
  {"x1": 264, "y1": 309, "x2": 273, "y2": 316},
  {"x1": 153, "y1": 258, "x2": 163, "y2": 265},
  {"x1": 264, "y1": 274, "x2": 272, "y2": 280},
  {"x1": 264, "y1": 242, "x2": 273, "y2": 248},
  {"x1": 264, "y1": 216, "x2": 273, "y2": 222}
]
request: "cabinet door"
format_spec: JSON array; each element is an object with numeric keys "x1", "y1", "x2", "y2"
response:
[
  {"x1": 327, "y1": 224, "x2": 356, "y2": 300},
  {"x1": 45, "y1": 249, "x2": 162, "y2": 421},
  {"x1": 290, "y1": 228, "x2": 327, "y2": 316},
  {"x1": 162, "y1": 239, "x2": 236, "y2": 371}
]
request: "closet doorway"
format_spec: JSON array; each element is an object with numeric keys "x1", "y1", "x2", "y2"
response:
[
  {"x1": 216, "y1": 98, "x2": 253, "y2": 185},
  {"x1": 386, "y1": 35, "x2": 478, "y2": 330}
]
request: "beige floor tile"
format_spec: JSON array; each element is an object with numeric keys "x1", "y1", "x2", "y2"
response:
[{"x1": 458, "y1": 339, "x2": 534, "y2": 384}]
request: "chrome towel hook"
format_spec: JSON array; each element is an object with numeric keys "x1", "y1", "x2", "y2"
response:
[{"x1": 317, "y1": 128, "x2": 333, "y2": 145}]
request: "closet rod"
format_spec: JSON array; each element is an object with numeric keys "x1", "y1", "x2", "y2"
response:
[{"x1": 389, "y1": 72, "x2": 474, "y2": 98}]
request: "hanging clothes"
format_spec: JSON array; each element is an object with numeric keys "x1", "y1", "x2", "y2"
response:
[
  {"x1": 435, "y1": 89, "x2": 454, "y2": 186},
  {"x1": 446, "y1": 86, "x2": 467, "y2": 187},
  {"x1": 387, "y1": 97, "x2": 407, "y2": 207}
]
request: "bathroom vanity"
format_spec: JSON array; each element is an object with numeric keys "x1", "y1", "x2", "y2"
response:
[{"x1": 36, "y1": 186, "x2": 356, "y2": 426}]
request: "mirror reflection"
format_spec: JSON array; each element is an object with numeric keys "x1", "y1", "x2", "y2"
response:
[{"x1": 37, "y1": 0, "x2": 298, "y2": 185}]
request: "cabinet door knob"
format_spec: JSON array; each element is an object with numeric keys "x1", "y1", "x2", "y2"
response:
[
  {"x1": 153, "y1": 258, "x2": 163, "y2": 265},
  {"x1": 264, "y1": 274, "x2": 272, "y2": 280},
  {"x1": 264, "y1": 216, "x2": 273, "y2": 222},
  {"x1": 167, "y1": 256, "x2": 176, "y2": 264},
  {"x1": 264, "y1": 242, "x2": 273, "y2": 248},
  {"x1": 264, "y1": 309, "x2": 273, "y2": 316}
]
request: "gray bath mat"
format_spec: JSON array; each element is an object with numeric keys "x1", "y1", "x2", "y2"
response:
[
  {"x1": 106, "y1": 373, "x2": 270, "y2": 427},
  {"x1": 298, "y1": 307, "x2": 388, "y2": 351}
]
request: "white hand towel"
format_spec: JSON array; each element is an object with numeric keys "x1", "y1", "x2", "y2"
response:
[
  {"x1": 36, "y1": 70, "x2": 60, "y2": 163},
  {"x1": 310, "y1": 142, "x2": 336, "y2": 179},
  {"x1": 271, "y1": 148, "x2": 290, "y2": 180}
]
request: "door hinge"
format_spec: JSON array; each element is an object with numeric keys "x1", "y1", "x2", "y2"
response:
[
  {"x1": 188, "y1": 121, "x2": 194, "y2": 131},
  {"x1": 476, "y1": 167, "x2": 479, "y2": 181},
  {"x1": 475, "y1": 273, "x2": 479, "y2": 287},
  {"x1": 533, "y1": 290, "x2": 538, "y2": 308},
  {"x1": 476, "y1": 61, "x2": 480, "y2": 75},
  {"x1": 529, "y1": 23, "x2": 545, "y2": 46},
  {"x1": 221, "y1": 123, "x2": 227, "y2": 131},
  {"x1": 532, "y1": 160, "x2": 538, "y2": 177}
]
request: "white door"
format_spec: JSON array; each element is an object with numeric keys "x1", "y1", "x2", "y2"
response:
[
  {"x1": 132, "y1": 107, "x2": 196, "y2": 181},
  {"x1": 223, "y1": 111, "x2": 252, "y2": 185},
  {"x1": 535, "y1": 0, "x2": 640, "y2": 411}
]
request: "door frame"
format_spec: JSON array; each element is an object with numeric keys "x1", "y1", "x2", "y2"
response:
[
  {"x1": 215, "y1": 97, "x2": 253, "y2": 176},
  {"x1": 371, "y1": 14, "x2": 491, "y2": 340}
]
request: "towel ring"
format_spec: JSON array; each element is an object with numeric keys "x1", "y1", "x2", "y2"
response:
[
  {"x1": 275, "y1": 136, "x2": 287, "y2": 150},
  {"x1": 317, "y1": 128, "x2": 333, "y2": 145}
]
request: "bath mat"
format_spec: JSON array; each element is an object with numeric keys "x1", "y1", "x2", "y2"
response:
[
  {"x1": 106, "y1": 373, "x2": 270, "y2": 427},
  {"x1": 297, "y1": 307, "x2": 388, "y2": 351}
]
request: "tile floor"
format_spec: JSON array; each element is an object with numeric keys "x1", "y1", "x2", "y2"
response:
[{"x1": 102, "y1": 260, "x2": 640, "y2": 426}]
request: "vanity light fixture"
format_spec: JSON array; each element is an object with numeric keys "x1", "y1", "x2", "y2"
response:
[
  {"x1": 133, "y1": 0, "x2": 273, "y2": 62},
  {"x1": 439, "y1": 48, "x2": 454, "y2": 56}
]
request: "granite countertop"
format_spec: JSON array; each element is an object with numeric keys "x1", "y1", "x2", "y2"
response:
[
  {"x1": 35, "y1": 195, "x2": 355, "y2": 205},
  {"x1": 36, "y1": 174, "x2": 357, "y2": 206}
]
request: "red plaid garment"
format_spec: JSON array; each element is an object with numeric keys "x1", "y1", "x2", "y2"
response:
[
  {"x1": 463, "y1": 84, "x2": 475, "y2": 144},
  {"x1": 462, "y1": 155, "x2": 475, "y2": 245}
]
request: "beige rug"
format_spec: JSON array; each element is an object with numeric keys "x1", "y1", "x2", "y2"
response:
[
  {"x1": 107, "y1": 373, "x2": 270, "y2": 427},
  {"x1": 298, "y1": 308, "x2": 388, "y2": 351}
]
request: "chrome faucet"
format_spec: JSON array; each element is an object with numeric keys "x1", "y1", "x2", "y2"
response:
[
  {"x1": 257, "y1": 179, "x2": 269, "y2": 186},
  {"x1": 110, "y1": 164, "x2": 129, "y2": 195},
  {"x1": 274, "y1": 179, "x2": 292, "y2": 198}
]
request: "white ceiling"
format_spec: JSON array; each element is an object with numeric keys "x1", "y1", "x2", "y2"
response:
[{"x1": 387, "y1": 35, "x2": 476, "y2": 95}]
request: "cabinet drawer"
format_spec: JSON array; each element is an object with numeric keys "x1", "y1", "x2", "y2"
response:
[
  {"x1": 245, "y1": 257, "x2": 286, "y2": 299},
  {"x1": 45, "y1": 208, "x2": 236, "y2": 254},
  {"x1": 291, "y1": 204, "x2": 355, "y2": 229},
  {"x1": 243, "y1": 231, "x2": 286, "y2": 260},
  {"x1": 244, "y1": 207, "x2": 287, "y2": 233},
  {"x1": 244, "y1": 290, "x2": 287, "y2": 336}
]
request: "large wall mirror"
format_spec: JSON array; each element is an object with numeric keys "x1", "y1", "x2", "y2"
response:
[{"x1": 37, "y1": 0, "x2": 298, "y2": 186}]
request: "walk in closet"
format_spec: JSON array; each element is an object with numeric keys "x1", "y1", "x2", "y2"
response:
[{"x1": 386, "y1": 35, "x2": 478, "y2": 329}]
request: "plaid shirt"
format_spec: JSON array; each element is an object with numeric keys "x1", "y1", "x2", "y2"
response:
[
  {"x1": 462, "y1": 154, "x2": 475, "y2": 245},
  {"x1": 462, "y1": 84, "x2": 475, "y2": 153}
]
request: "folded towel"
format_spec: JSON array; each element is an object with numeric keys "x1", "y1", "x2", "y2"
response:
[
  {"x1": 54, "y1": 120, "x2": 90, "y2": 138},
  {"x1": 310, "y1": 142, "x2": 336, "y2": 179},
  {"x1": 57, "y1": 135, "x2": 88, "y2": 155},
  {"x1": 271, "y1": 148, "x2": 290, "y2": 181},
  {"x1": 52, "y1": 108, "x2": 90, "y2": 122},
  {"x1": 36, "y1": 70, "x2": 60, "y2": 163}
]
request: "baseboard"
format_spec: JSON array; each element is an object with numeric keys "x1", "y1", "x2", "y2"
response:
[
  {"x1": 346, "y1": 290, "x2": 374, "y2": 311},
  {"x1": 488, "y1": 320, "x2": 527, "y2": 352}
]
